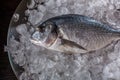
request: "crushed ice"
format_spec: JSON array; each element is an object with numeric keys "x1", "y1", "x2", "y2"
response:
[{"x1": 7, "y1": 0, "x2": 120, "y2": 80}]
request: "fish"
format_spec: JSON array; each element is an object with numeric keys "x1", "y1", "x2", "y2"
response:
[{"x1": 30, "y1": 14, "x2": 120, "y2": 54}]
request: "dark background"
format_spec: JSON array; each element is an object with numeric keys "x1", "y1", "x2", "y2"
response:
[{"x1": 0, "y1": 0, "x2": 21, "y2": 80}]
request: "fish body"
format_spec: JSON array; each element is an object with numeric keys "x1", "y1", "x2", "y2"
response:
[{"x1": 30, "y1": 14, "x2": 120, "y2": 53}]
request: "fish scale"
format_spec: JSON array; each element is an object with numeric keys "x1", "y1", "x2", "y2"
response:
[{"x1": 49, "y1": 14, "x2": 120, "y2": 51}]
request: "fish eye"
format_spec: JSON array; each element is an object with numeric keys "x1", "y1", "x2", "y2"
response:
[
  {"x1": 37, "y1": 22, "x2": 54, "y2": 33},
  {"x1": 45, "y1": 24, "x2": 53, "y2": 32},
  {"x1": 40, "y1": 24, "x2": 53, "y2": 33},
  {"x1": 41, "y1": 27, "x2": 46, "y2": 32},
  {"x1": 37, "y1": 26, "x2": 46, "y2": 33}
]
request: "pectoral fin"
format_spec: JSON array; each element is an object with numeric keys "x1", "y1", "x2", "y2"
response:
[
  {"x1": 59, "y1": 38, "x2": 87, "y2": 54},
  {"x1": 61, "y1": 39, "x2": 87, "y2": 50}
]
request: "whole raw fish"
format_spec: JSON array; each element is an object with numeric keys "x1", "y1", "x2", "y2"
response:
[{"x1": 30, "y1": 14, "x2": 120, "y2": 53}]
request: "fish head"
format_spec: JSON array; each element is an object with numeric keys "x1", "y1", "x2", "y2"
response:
[{"x1": 30, "y1": 21, "x2": 58, "y2": 48}]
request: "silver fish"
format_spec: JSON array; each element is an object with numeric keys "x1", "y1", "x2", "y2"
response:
[{"x1": 30, "y1": 14, "x2": 120, "y2": 53}]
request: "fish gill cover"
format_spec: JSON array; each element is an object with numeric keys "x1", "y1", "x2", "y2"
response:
[{"x1": 7, "y1": 0, "x2": 120, "y2": 80}]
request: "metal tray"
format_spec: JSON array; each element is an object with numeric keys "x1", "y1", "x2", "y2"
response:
[{"x1": 7, "y1": 0, "x2": 27, "y2": 79}]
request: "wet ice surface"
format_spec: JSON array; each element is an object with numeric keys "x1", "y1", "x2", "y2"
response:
[{"x1": 8, "y1": 0, "x2": 120, "y2": 80}]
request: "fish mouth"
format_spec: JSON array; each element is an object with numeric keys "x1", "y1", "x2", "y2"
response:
[
  {"x1": 30, "y1": 32, "x2": 58, "y2": 48},
  {"x1": 30, "y1": 30, "x2": 45, "y2": 46},
  {"x1": 30, "y1": 39, "x2": 45, "y2": 47}
]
